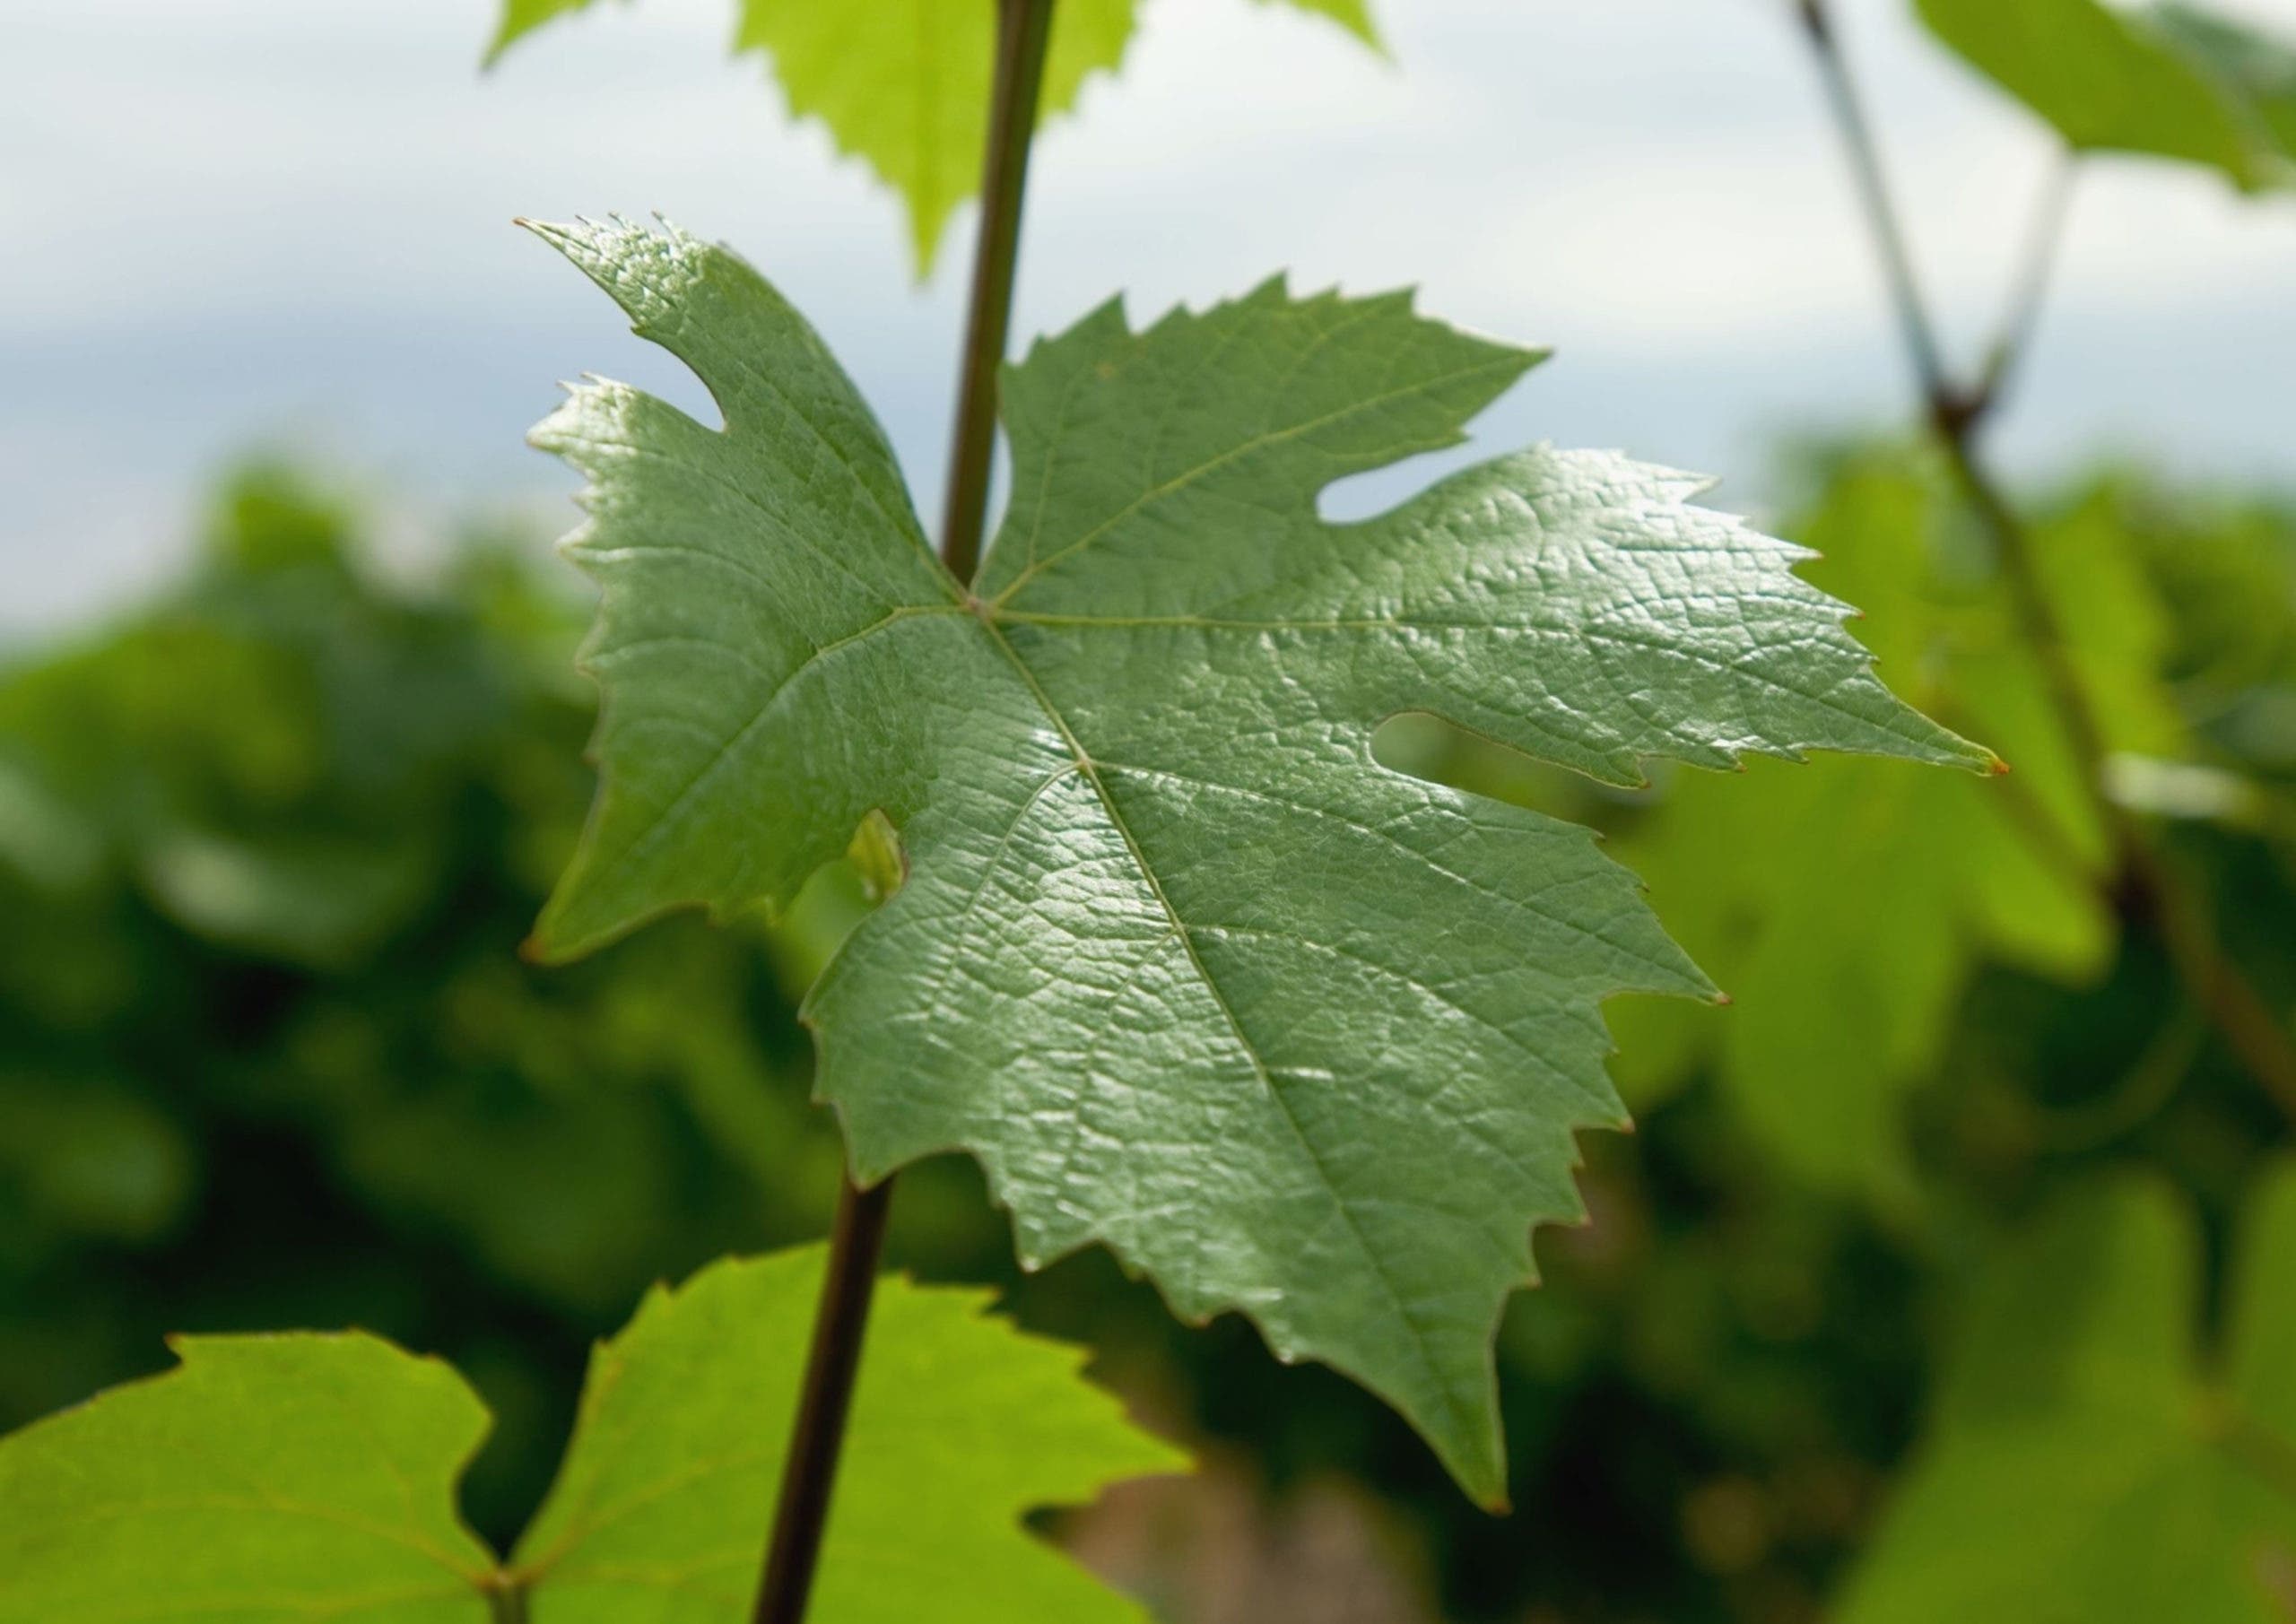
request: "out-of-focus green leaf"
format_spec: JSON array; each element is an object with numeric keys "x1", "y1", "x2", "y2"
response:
[
  {"x1": 1918, "y1": 0, "x2": 2296, "y2": 191},
  {"x1": 483, "y1": 0, "x2": 598, "y2": 64},
  {"x1": 0, "y1": 1075, "x2": 195, "y2": 1246},
  {"x1": 138, "y1": 827, "x2": 440, "y2": 969},
  {"x1": 0, "y1": 464, "x2": 815, "y2": 1341},
  {"x1": 1610, "y1": 449, "x2": 2184, "y2": 1199},
  {"x1": 2124, "y1": 482, "x2": 2296, "y2": 776},
  {"x1": 0, "y1": 1246, "x2": 1180, "y2": 1623},
  {"x1": 332, "y1": 1078, "x2": 686, "y2": 1317},
  {"x1": 1837, "y1": 1168, "x2": 2296, "y2": 1623},
  {"x1": 2154, "y1": 3, "x2": 2296, "y2": 153},
  {"x1": 1248, "y1": 0, "x2": 1378, "y2": 45},
  {"x1": 483, "y1": 0, "x2": 1378, "y2": 271},
  {"x1": 524, "y1": 216, "x2": 1983, "y2": 1505},
  {"x1": 2229, "y1": 1168, "x2": 2296, "y2": 1450},
  {"x1": 0, "y1": 756, "x2": 101, "y2": 892}
]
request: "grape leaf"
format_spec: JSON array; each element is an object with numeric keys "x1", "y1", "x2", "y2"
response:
[
  {"x1": 1610, "y1": 449, "x2": 2184, "y2": 1198},
  {"x1": 1837, "y1": 1167, "x2": 2296, "y2": 1623},
  {"x1": 733, "y1": 0, "x2": 1137, "y2": 273},
  {"x1": 521, "y1": 216, "x2": 1990, "y2": 1504},
  {"x1": 1918, "y1": 0, "x2": 2296, "y2": 192},
  {"x1": 0, "y1": 1246, "x2": 1178, "y2": 1623},
  {"x1": 2153, "y1": 4, "x2": 2296, "y2": 156},
  {"x1": 484, "y1": 0, "x2": 1378, "y2": 271},
  {"x1": 1248, "y1": 0, "x2": 1378, "y2": 44},
  {"x1": 483, "y1": 0, "x2": 595, "y2": 64},
  {"x1": 0, "y1": 1332, "x2": 498, "y2": 1623},
  {"x1": 511, "y1": 1249, "x2": 1180, "y2": 1620}
]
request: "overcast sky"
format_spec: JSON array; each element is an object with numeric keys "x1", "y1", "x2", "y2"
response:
[{"x1": 4, "y1": 0, "x2": 2292, "y2": 636}]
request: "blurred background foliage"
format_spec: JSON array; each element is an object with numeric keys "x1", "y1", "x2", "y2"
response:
[{"x1": 5, "y1": 442, "x2": 2292, "y2": 1620}]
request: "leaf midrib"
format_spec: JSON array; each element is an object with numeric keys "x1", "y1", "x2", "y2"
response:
[
  {"x1": 963, "y1": 608, "x2": 1471, "y2": 1446},
  {"x1": 983, "y1": 607, "x2": 1967, "y2": 761}
]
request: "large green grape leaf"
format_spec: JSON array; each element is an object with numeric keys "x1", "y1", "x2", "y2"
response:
[
  {"x1": 1836, "y1": 1167, "x2": 2296, "y2": 1623},
  {"x1": 0, "y1": 1246, "x2": 1177, "y2": 1623},
  {"x1": 1918, "y1": 0, "x2": 2296, "y2": 192},
  {"x1": 1610, "y1": 449, "x2": 2184, "y2": 1199},
  {"x1": 485, "y1": 0, "x2": 1378, "y2": 271},
  {"x1": 521, "y1": 216, "x2": 1989, "y2": 1504}
]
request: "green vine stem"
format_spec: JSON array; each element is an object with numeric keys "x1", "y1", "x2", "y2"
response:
[
  {"x1": 940, "y1": 0, "x2": 1059, "y2": 586},
  {"x1": 750, "y1": 4, "x2": 1060, "y2": 1622},
  {"x1": 482, "y1": 1571, "x2": 528, "y2": 1624},
  {"x1": 1793, "y1": 0, "x2": 2296, "y2": 1127}
]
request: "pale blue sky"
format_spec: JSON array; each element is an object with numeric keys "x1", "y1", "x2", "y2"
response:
[{"x1": 4, "y1": 0, "x2": 2292, "y2": 634}]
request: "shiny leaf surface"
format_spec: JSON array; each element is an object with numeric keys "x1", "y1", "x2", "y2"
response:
[{"x1": 526, "y1": 216, "x2": 1987, "y2": 1503}]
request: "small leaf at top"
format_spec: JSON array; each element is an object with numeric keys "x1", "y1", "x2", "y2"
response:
[
  {"x1": 483, "y1": 0, "x2": 600, "y2": 65},
  {"x1": 735, "y1": 0, "x2": 1138, "y2": 274},
  {"x1": 483, "y1": 0, "x2": 1381, "y2": 272},
  {"x1": 0, "y1": 1246, "x2": 1178, "y2": 1623},
  {"x1": 1248, "y1": 0, "x2": 1380, "y2": 47},
  {"x1": 524, "y1": 215, "x2": 1990, "y2": 1505},
  {"x1": 1918, "y1": 0, "x2": 2296, "y2": 192}
]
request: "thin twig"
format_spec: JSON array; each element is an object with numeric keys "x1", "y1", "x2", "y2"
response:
[
  {"x1": 1795, "y1": 0, "x2": 1967, "y2": 427},
  {"x1": 1974, "y1": 152, "x2": 2077, "y2": 417},
  {"x1": 754, "y1": 1176, "x2": 896, "y2": 1624},
  {"x1": 750, "y1": 4, "x2": 1060, "y2": 1622},
  {"x1": 1794, "y1": 0, "x2": 2296, "y2": 1125}
]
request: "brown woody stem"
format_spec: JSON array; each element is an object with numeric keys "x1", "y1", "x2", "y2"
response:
[{"x1": 752, "y1": 1175, "x2": 897, "y2": 1624}]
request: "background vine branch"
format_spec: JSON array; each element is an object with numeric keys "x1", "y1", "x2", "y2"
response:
[{"x1": 1793, "y1": 0, "x2": 2296, "y2": 1126}]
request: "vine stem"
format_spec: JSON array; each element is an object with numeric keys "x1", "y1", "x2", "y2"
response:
[
  {"x1": 941, "y1": 0, "x2": 1060, "y2": 586},
  {"x1": 749, "y1": 4, "x2": 1060, "y2": 1623},
  {"x1": 1975, "y1": 152, "x2": 2075, "y2": 412},
  {"x1": 1793, "y1": 0, "x2": 2296, "y2": 1125}
]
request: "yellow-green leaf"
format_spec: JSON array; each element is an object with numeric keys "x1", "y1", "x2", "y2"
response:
[
  {"x1": 484, "y1": 0, "x2": 1380, "y2": 270},
  {"x1": 1918, "y1": 0, "x2": 2296, "y2": 191},
  {"x1": 0, "y1": 1246, "x2": 1179, "y2": 1623}
]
